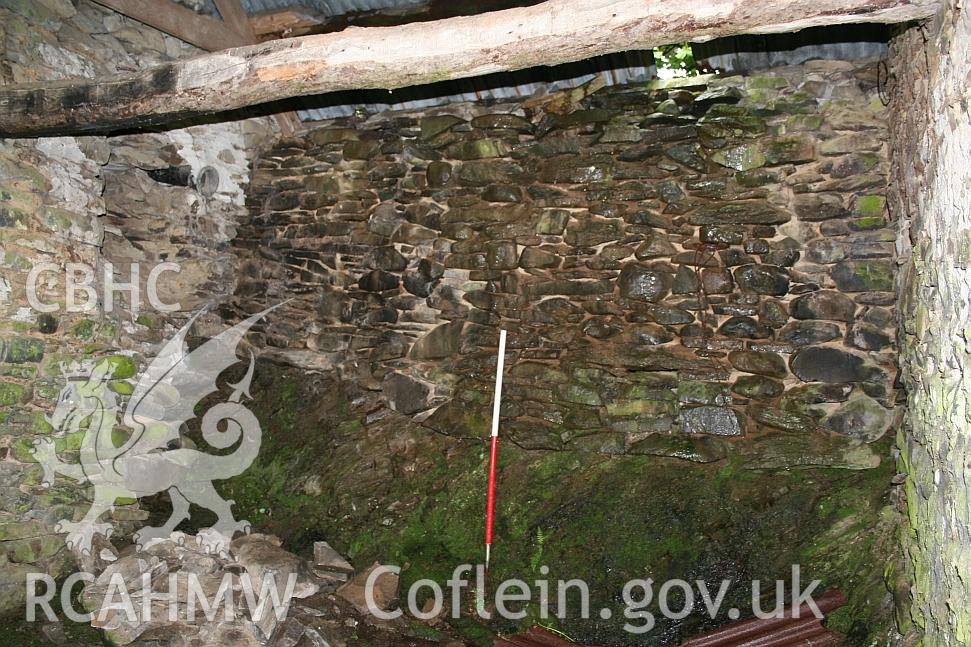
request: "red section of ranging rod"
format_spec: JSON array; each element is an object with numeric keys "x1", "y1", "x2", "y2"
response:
[
  {"x1": 485, "y1": 329, "x2": 508, "y2": 571},
  {"x1": 485, "y1": 435, "x2": 500, "y2": 546}
]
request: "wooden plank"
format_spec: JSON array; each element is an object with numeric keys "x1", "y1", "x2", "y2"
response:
[
  {"x1": 0, "y1": 0, "x2": 942, "y2": 136},
  {"x1": 249, "y1": 9, "x2": 328, "y2": 41},
  {"x1": 213, "y1": 0, "x2": 258, "y2": 43},
  {"x1": 89, "y1": 0, "x2": 246, "y2": 51}
]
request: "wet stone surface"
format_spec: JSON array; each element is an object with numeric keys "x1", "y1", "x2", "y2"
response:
[{"x1": 221, "y1": 60, "x2": 896, "y2": 459}]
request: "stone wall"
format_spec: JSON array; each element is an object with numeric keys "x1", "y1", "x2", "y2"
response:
[
  {"x1": 889, "y1": 2, "x2": 971, "y2": 643},
  {"x1": 231, "y1": 59, "x2": 897, "y2": 469},
  {"x1": 0, "y1": 0, "x2": 271, "y2": 614}
]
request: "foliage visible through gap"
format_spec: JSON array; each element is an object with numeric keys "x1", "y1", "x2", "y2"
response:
[{"x1": 653, "y1": 43, "x2": 699, "y2": 79}]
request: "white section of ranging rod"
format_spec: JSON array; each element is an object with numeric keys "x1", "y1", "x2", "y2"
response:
[{"x1": 491, "y1": 330, "x2": 507, "y2": 439}]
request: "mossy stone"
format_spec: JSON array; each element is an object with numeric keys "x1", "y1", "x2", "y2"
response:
[
  {"x1": 854, "y1": 195, "x2": 886, "y2": 217},
  {"x1": 509, "y1": 362, "x2": 568, "y2": 383},
  {"x1": 738, "y1": 432, "x2": 880, "y2": 470},
  {"x1": 849, "y1": 216, "x2": 885, "y2": 231},
  {"x1": 0, "y1": 381, "x2": 26, "y2": 406},
  {"x1": 219, "y1": 362, "x2": 900, "y2": 644},
  {"x1": 8, "y1": 535, "x2": 63, "y2": 563},
  {"x1": 832, "y1": 260, "x2": 894, "y2": 292},
  {"x1": 0, "y1": 206, "x2": 28, "y2": 228},
  {"x1": 108, "y1": 380, "x2": 134, "y2": 395},
  {"x1": 535, "y1": 210, "x2": 569, "y2": 235},
  {"x1": 9, "y1": 437, "x2": 36, "y2": 463},
  {"x1": 762, "y1": 136, "x2": 816, "y2": 165},
  {"x1": 71, "y1": 319, "x2": 96, "y2": 340},
  {"x1": 0, "y1": 337, "x2": 44, "y2": 363},
  {"x1": 732, "y1": 375, "x2": 784, "y2": 400},
  {"x1": 824, "y1": 394, "x2": 890, "y2": 442},
  {"x1": 681, "y1": 405, "x2": 743, "y2": 436},
  {"x1": 605, "y1": 399, "x2": 674, "y2": 417},
  {"x1": 711, "y1": 143, "x2": 766, "y2": 171},
  {"x1": 664, "y1": 143, "x2": 708, "y2": 172},
  {"x1": 791, "y1": 290, "x2": 857, "y2": 322},
  {"x1": 420, "y1": 115, "x2": 465, "y2": 140},
  {"x1": 448, "y1": 138, "x2": 506, "y2": 160},
  {"x1": 98, "y1": 355, "x2": 136, "y2": 379},
  {"x1": 0, "y1": 520, "x2": 48, "y2": 542},
  {"x1": 729, "y1": 350, "x2": 788, "y2": 378},
  {"x1": 677, "y1": 380, "x2": 731, "y2": 405},
  {"x1": 304, "y1": 174, "x2": 340, "y2": 194},
  {"x1": 470, "y1": 114, "x2": 533, "y2": 132},
  {"x1": 627, "y1": 434, "x2": 730, "y2": 463},
  {"x1": 746, "y1": 75, "x2": 789, "y2": 90},
  {"x1": 735, "y1": 169, "x2": 776, "y2": 189},
  {"x1": 690, "y1": 202, "x2": 791, "y2": 225},
  {"x1": 30, "y1": 412, "x2": 52, "y2": 434},
  {"x1": 308, "y1": 127, "x2": 358, "y2": 145},
  {"x1": 0, "y1": 251, "x2": 32, "y2": 271},
  {"x1": 342, "y1": 139, "x2": 381, "y2": 160},
  {"x1": 786, "y1": 114, "x2": 824, "y2": 131},
  {"x1": 555, "y1": 383, "x2": 602, "y2": 407},
  {"x1": 750, "y1": 404, "x2": 817, "y2": 432}
]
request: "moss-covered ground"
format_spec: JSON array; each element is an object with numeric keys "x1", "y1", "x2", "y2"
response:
[{"x1": 156, "y1": 362, "x2": 902, "y2": 646}]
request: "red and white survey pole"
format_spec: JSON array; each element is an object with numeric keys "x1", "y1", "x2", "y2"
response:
[{"x1": 484, "y1": 329, "x2": 507, "y2": 573}]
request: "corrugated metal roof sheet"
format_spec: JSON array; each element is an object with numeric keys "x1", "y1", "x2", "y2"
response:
[
  {"x1": 693, "y1": 24, "x2": 889, "y2": 73},
  {"x1": 240, "y1": 0, "x2": 425, "y2": 17},
  {"x1": 294, "y1": 50, "x2": 657, "y2": 122},
  {"x1": 190, "y1": 0, "x2": 426, "y2": 18}
]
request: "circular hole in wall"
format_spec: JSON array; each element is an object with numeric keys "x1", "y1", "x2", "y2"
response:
[{"x1": 195, "y1": 166, "x2": 220, "y2": 198}]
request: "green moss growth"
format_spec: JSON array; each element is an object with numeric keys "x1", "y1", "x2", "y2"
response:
[
  {"x1": 108, "y1": 380, "x2": 134, "y2": 395},
  {"x1": 1, "y1": 337, "x2": 43, "y2": 363},
  {"x1": 786, "y1": 114, "x2": 824, "y2": 131},
  {"x1": 0, "y1": 576, "x2": 107, "y2": 647},
  {"x1": 203, "y1": 362, "x2": 901, "y2": 646},
  {"x1": 745, "y1": 75, "x2": 789, "y2": 90},
  {"x1": 8, "y1": 437, "x2": 36, "y2": 463},
  {"x1": 0, "y1": 365, "x2": 36, "y2": 379},
  {"x1": 30, "y1": 412, "x2": 52, "y2": 434},
  {"x1": 0, "y1": 381, "x2": 26, "y2": 406},
  {"x1": 97, "y1": 355, "x2": 136, "y2": 379},
  {"x1": 798, "y1": 445, "x2": 898, "y2": 644},
  {"x1": 850, "y1": 216, "x2": 886, "y2": 231},
  {"x1": 855, "y1": 195, "x2": 886, "y2": 217},
  {"x1": 70, "y1": 319, "x2": 96, "y2": 340}
]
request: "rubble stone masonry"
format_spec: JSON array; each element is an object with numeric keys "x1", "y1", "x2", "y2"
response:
[
  {"x1": 889, "y1": 1, "x2": 971, "y2": 642},
  {"x1": 230, "y1": 59, "x2": 898, "y2": 470}
]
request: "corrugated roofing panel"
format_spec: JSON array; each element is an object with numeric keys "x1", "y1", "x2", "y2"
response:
[
  {"x1": 295, "y1": 51, "x2": 657, "y2": 122},
  {"x1": 240, "y1": 0, "x2": 426, "y2": 17},
  {"x1": 190, "y1": 0, "x2": 428, "y2": 17}
]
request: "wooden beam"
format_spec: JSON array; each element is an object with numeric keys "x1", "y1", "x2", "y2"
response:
[
  {"x1": 95, "y1": 0, "x2": 300, "y2": 134},
  {"x1": 1, "y1": 0, "x2": 941, "y2": 137},
  {"x1": 211, "y1": 0, "x2": 299, "y2": 134},
  {"x1": 89, "y1": 0, "x2": 247, "y2": 51}
]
